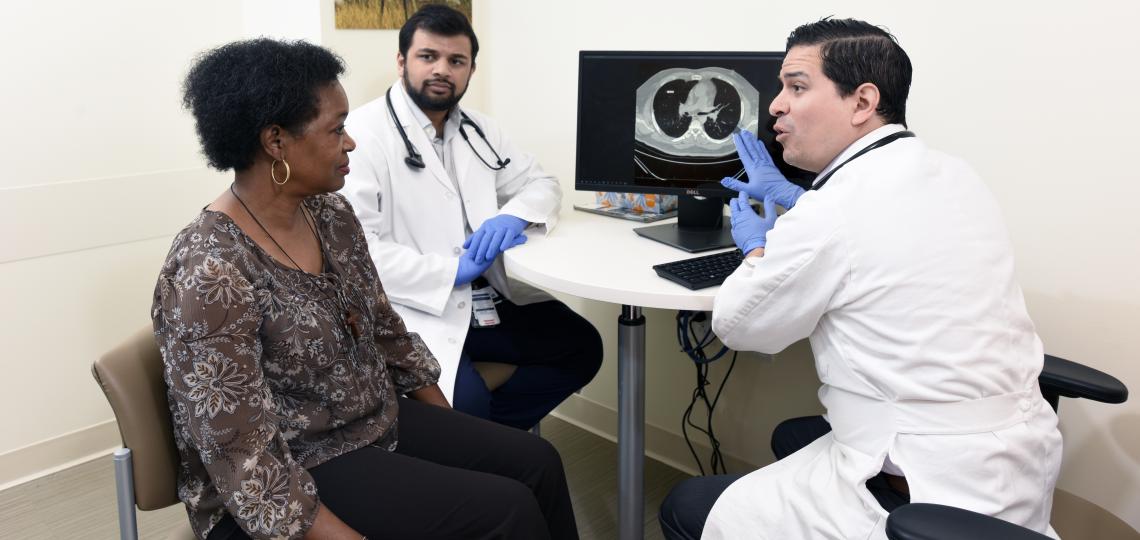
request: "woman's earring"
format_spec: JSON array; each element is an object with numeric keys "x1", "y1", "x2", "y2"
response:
[{"x1": 271, "y1": 158, "x2": 291, "y2": 185}]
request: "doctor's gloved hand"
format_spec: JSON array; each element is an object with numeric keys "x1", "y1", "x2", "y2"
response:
[
  {"x1": 454, "y1": 249, "x2": 495, "y2": 287},
  {"x1": 729, "y1": 191, "x2": 777, "y2": 254},
  {"x1": 464, "y1": 214, "x2": 529, "y2": 264},
  {"x1": 721, "y1": 130, "x2": 804, "y2": 210}
]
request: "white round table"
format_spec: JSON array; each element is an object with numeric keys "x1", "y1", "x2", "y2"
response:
[{"x1": 505, "y1": 209, "x2": 730, "y2": 540}]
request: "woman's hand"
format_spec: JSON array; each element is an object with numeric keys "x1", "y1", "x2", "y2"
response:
[
  {"x1": 408, "y1": 383, "x2": 452, "y2": 408},
  {"x1": 303, "y1": 503, "x2": 363, "y2": 540}
]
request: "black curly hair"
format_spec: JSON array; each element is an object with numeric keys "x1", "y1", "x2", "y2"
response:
[{"x1": 182, "y1": 38, "x2": 346, "y2": 172}]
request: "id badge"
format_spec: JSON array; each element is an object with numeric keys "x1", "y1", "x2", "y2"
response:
[{"x1": 470, "y1": 284, "x2": 501, "y2": 327}]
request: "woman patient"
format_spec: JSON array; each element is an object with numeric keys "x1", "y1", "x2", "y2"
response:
[{"x1": 152, "y1": 38, "x2": 577, "y2": 540}]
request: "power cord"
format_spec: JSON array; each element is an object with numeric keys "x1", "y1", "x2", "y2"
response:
[{"x1": 676, "y1": 310, "x2": 738, "y2": 475}]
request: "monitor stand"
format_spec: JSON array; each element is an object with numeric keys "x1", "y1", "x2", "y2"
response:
[{"x1": 634, "y1": 195, "x2": 734, "y2": 253}]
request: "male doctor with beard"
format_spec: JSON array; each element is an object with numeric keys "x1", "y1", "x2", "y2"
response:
[
  {"x1": 340, "y1": 5, "x2": 601, "y2": 429},
  {"x1": 658, "y1": 18, "x2": 1063, "y2": 540}
]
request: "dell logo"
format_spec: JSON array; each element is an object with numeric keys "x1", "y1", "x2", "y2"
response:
[{"x1": 686, "y1": 189, "x2": 700, "y2": 195}]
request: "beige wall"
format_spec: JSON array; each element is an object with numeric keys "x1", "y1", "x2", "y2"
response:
[
  {"x1": 1, "y1": 0, "x2": 1136, "y2": 531},
  {"x1": 473, "y1": 0, "x2": 1140, "y2": 529}
]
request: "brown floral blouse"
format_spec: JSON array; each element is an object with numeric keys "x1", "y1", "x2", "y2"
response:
[{"x1": 152, "y1": 193, "x2": 440, "y2": 540}]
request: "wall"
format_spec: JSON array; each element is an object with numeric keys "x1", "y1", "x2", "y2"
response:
[{"x1": 474, "y1": 0, "x2": 1140, "y2": 529}]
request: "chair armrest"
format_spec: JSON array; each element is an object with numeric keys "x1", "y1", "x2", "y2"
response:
[
  {"x1": 886, "y1": 503, "x2": 1051, "y2": 540},
  {"x1": 1040, "y1": 354, "x2": 1128, "y2": 404}
]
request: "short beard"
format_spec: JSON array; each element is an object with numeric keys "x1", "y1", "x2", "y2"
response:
[{"x1": 403, "y1": 73, "x2": 466, "y2": 112}]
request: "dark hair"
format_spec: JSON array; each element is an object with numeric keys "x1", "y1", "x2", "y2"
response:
[
  {"x1": 786, "y1": 18, "x2": 912, "y2": 126},
  {"x1": 181, "y1": 38, "x2": 345, "y2": 171},
  {"x1": 398, "y1": 4, "x2": 479, "y2": 64}
]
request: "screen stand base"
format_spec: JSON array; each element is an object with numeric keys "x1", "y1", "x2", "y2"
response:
[{"x1": 634, "y1": 195, "x2": 734, "y2": 253}]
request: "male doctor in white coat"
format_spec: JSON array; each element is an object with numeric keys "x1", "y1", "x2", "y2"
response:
[
  {"x1": 340, "y1": 5, "x2": 601, "y2": 429},
  {"x1": 659, "y1": 18, "x2": 1063, "y2": 539}
]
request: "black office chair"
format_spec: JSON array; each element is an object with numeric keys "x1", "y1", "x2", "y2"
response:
[{"x1": 886, "y1": 354, "x2": 1132, "y2": 540}]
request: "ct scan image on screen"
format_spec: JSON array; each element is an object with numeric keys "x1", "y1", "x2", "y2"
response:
[
  {"x1": 575, "y1": 51, "x2": 813, "y2": 197},
  {"x1": 633, "y1": 67, "x2": 760, "y2": 185}
]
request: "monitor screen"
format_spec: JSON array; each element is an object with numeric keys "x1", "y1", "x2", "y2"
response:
[{"x1": 575, "y1": 50, "x2": 813, "y2": 198}]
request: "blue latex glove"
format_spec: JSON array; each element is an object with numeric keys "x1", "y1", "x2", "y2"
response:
[
  {"x1": 729, "y1": 191, "x2": 778, "y2": 254},
  {"x1": 454, "y1": 249, "x2": 494, "y2": 286},
  {"x1": 721, "y1": 129, "x2": 805, "y2": 210},
  {"x1": 464, "y1": 214, "x2": 529, "y2": 264}
]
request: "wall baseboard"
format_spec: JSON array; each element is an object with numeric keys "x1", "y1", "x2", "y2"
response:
[
  {"x1": 0, "y1": 420, "x2": 120, "y2": 491},
  {"x1": 550, "y1": 393, "x2": 760, "y2": 477}
]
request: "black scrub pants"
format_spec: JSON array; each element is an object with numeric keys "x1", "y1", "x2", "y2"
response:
[
  {"x1": 658, "y1": 415, "x2": 910, "y2": 540},
  {"x1": 453, "y1": 298, "x2": 603, "y2": 430},
  {"x1": 207, "y1": 398, "x2": 578, "y2": 540}
]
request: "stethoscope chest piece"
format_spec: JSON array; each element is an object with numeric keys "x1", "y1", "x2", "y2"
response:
[
  {"x1": 386, "y1": 88, "x2": 427, "y2": 170},
  {"x1": 404, "y1": 155, "x2": 426, "y2": 169}
]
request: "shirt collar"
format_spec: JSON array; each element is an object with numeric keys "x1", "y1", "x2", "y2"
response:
[
  {"x1": 812, "y1": 123, "x2": 906, "y2": 187},
  {"x1": 396, "y1": 81, "x2": 462, "y2": 140}
]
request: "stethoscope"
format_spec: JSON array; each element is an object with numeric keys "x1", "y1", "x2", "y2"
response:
[
  {"x1": 385, "y1": 87, "x2": 512, "y2": 171},
  {"x1": 810, "y1": 130, "x2": 915, "y2": 191}
]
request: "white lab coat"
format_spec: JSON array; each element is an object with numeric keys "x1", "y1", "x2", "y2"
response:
[
  {"x1": 705, "y1": 125, "x2": 1063, "y2": 539},
  {"x1": 340, "y1": 82, "x2": 560, "y2": 403}
]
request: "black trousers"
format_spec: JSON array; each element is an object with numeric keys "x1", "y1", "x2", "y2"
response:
[
  {"x1": 659, "y1": 415, "x2": 910, "y2": 540},
  {"x1": 208, "y1": 398, "x2": 578, "y2": 540},
  {"x1": 453, "y1": 298, "x2": 603, "y2": 430}
]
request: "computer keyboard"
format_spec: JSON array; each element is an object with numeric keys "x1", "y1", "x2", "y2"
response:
[{"x1": 653, "y1": 249, "x2": 744, "y2": 290}]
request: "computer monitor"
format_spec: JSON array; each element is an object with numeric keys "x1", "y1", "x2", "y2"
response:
[{"x1": 575, "y1": 50, "x2": 813, "y2": 252}]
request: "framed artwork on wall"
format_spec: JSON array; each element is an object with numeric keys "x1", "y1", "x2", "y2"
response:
[{"x1": 335, "y1": 0, "x2": 473, "y2": 30}]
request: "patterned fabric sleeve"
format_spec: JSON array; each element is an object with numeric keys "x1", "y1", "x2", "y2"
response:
[
  {"x1": 154, "y1": 250, "x2": 320, "y2": 540},
  {"x1": 373, "y1": 303, "x2": 442, "y2": 396}
]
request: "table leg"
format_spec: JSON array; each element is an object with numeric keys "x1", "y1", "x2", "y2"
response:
[{"x1": 618, "y1": 305, "x2": 646, "y2": 540}]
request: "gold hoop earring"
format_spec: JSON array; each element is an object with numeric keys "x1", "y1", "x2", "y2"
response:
[{"x1": 271, "y1": 159, "x2": 291, "y2": 185}]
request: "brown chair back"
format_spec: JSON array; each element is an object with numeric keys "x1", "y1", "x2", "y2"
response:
[
  {"x1": 91, "y1": 326, "x2": 181, "y2": 511},
  {"x1": 472, "y1": 361, "x2": 517, "y2": 391}
]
